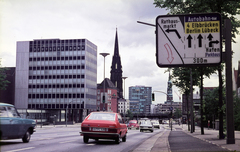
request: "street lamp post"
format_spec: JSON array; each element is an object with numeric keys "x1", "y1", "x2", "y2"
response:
[
  {"x1": 122, "y1": 77, "x2": 128, "y2": 99},
  {"x1": 122, "y1": 77, "x2": 127, "y2": 122},
  {"x1": 100, "y1": 53, "x2": 110, "y2": 111}
]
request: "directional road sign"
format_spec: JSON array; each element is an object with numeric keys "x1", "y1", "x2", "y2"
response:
[{"x1": 156, "y1": 13, "x2": 222, "y2": 67}]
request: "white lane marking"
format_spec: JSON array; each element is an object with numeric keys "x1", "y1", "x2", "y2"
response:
[
  {"x1": 6, "y1": 147, "x2": 35, "y2": 152},
  {"x1": 32, "y1": 138, "x2": 53, "y2": 141},
  {"x1": 59, "y1": 140, "x2": 77, "y2": 143}
]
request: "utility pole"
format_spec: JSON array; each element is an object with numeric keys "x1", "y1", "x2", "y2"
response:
[{"x1": 225, "y1": 19, "x2": 235, "y2": 144}]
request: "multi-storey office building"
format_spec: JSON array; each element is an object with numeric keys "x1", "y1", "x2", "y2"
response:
[
  {"x1": 129, "y1": 86, "x2": 152, "y2": 113},
  {"x1": 15, "y1": 39, "x2": 97, "y2": 123}
]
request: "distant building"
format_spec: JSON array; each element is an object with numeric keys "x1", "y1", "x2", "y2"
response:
[
  {"x1": 234, "y1": 61, "x2": 240, "y2": 97},
  {"x1": 129, "y1": 86, "x2": 152, "y2": 113},
  {"x1": 153, "y1": 102, "x2": 182, "y2": 115},
  {"x1": 15, "y1": 39, "x2": 97, "y2": 123},
  {"x1": 118, "y1": 98, "x2": 129, "y2": 114},
  {"x1": 97, "y1": 78, "x2": 118, "y2": 112},
  {"x1": 129, "y1": 100, "x2": 139, "y2": 113}
]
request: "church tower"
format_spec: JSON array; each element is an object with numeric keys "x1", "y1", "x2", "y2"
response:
[
  {"x1": 110, "y1": 28, "x2": 123, "y2": 99},
  {"x1": 166, "y1": 72, "x2": 173, "y2": 104}
]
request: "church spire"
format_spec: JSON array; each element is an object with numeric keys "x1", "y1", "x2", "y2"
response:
[
  {"x1": 110, "y1": 28, "x2": 123, "y2": 99},
  {"x1": 114, "y1": 28, "x2": 119, "y2": 57}
]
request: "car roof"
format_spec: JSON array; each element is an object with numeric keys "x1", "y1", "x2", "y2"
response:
[
  {"x1": 90, "y1": 112, "x2": 118, "y2": 115},
  {"x1": 0, "y1": 102, "x2": 14, "y2": 107}
]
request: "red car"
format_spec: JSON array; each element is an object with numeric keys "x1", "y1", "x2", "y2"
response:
[
  {"x1": 80, "y1": 112, "x2": 127, "y2": 144},
  {"x1": 127, "y1": 120, "x2": 139, "y2": 130}
]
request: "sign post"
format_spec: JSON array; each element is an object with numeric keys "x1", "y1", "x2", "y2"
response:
[{"x1": 156, "y1": 13, "x2": 222, "y2": 67}]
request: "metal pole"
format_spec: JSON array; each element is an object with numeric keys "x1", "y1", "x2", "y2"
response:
[
  {"x1": 103, "y1": 56, "x2": 106, "y2": 111},
  {"x1": 190, "y1": 68, "x2": 194, "y2": 133},
  {"x1": 122, "y1": 77, "x2": 127, "y2": 122},
  {"x1": 66, "y1": 105, "x2": 68, "y2": 127},
  {"x1": 100, "y1": 53, "x2": 109, "y2": 111},
  {"x1": 225, "y1": 19, "x2": 235, "y2": 144}
]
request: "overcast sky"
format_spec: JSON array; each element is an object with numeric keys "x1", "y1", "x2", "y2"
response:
[{"x1": 0, "y1": 0, "x2": 240, "y2": 104}]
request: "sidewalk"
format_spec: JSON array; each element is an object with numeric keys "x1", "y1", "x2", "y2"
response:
[
  {"x1": 177, "y1": 124, "x2": 240, "y2": 151},
  {"x1": 133, "y1": 124, "x2": 240, "y2": 152}
]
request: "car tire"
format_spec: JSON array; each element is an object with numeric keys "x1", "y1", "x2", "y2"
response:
[
  {"x1": 115, "y1": 135, "x2": 120, "y2": 144},
  {"x1": 22, "y1": 130, "x2": 31, "y2": 143},
  {"x1": 122, "y1": 135, "x2": 126, "y2": 142},
  {"x1": 83, "y1": 136, "x2": 89, "y2": 143}
]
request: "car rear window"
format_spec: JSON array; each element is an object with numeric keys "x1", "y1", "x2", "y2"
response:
[{"x1": 88, "y1": 113, "x2": 115, "y2": 121}]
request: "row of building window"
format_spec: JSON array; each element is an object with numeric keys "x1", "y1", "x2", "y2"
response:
[
  {"x1": 28, "y1": 93, "x2": 84, "y2": 99},
  {"x1": 29, "y1": 46, "x2": 85, "y2": 52},
  {"x1": 29, "y1": 65, "x2": 85, "y2": 70},
  {"x1": 28, "y1": 103, "x2": 84, "y2": 109},
  {"x1": 30, "y1": 39, "x2": 85, "y2": 45},
  {"x1": 29, "y1": 56, "x2": 85, "y2": 61},
  {"x1": 29, "y1": 75, "x2": 84, "y2": 80},
  {"x1": 29, "y1": 83, "x2": 84, "y2": 88}
]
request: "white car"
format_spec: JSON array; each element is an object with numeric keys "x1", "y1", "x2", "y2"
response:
[
  {"x1": 151, "y1": 120, "x2": 160, "y2": 129},
  {"x1": 139, "y1": 119, "x2": 154, "y2": 132}
]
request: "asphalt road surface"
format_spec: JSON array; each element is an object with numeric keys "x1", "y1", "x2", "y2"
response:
[{"x1": 0, "y1": 126, "x2": 163, "y2": 152}]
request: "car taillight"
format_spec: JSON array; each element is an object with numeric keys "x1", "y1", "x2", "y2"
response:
[
  {"x1": 108, "y1": 128, "x2": 117, "y2": 133},
  {"x1": 81, "y1": 127, "x2": 89, "y2": 131}
]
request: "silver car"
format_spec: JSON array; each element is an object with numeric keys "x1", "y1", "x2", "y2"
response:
[
  {"x1": 139, "y1": 119, "x2": 154, "y2": 132},
  {"x1": 151, "y1": 120, "x2": 160, "y2": 129}
]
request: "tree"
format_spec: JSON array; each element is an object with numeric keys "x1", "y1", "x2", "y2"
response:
[
  {"x1": 126, "y1": 110, "x2": 133, "y2": 120},
  {"x1": 233, "y1": 92, "x2": 240, "y2": 131},
  {"x1": 174, "y1": 108, "x2": 182, "y2": 119},
  {"x1": 166, "y1": 67, "x2": 200, "y2": 131},
  {"x1": 0, "y1": 62, "x2": 10, "y2": 91},
  {"x1": 203, "y1": 87, "x2": 225, "y2": 126}
]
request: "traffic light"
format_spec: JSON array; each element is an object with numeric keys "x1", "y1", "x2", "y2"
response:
[
  {"x1": 102, "y1": 95, "x2": 105, "y2": 103},
  {"x1": 152, "y1": 93, "x2": 155, "y2": 101}
]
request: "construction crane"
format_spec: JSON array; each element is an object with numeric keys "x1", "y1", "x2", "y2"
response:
[{"x1": 174, "y1": 91, "x2": 181, "y2": 102}]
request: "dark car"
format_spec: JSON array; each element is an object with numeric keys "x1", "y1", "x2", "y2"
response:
[
  {"x1": 0, "y1": 103, "x2": 36, "y2": 143},
  {"x1": 80, "y1": 112, "x2": 127, "y2": 144}
]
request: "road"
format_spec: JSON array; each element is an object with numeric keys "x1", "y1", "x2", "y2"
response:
[{"x1": 0, "y1": 125, "x2": 164, "y2": 152}]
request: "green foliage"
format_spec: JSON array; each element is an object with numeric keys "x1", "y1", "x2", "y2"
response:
[
  {"x1": 174, "y1": 108, "x2": 182, "y2": 118},
  {"x1": 126, "y1": 110, "x2": 133, "y2": 120},
  {"x1": 203, "y1": 87, "x2": 225, "y2": 119},
  {"x1": 154, "y1": 0, "x2": 240, "y2": 42},
  {"x1": 233, "y1": 92, "x2": 240, "y2": 131},
  {"x1": 166, "y1": 66, "x2": 218, "y2": 95},
  {"x1": 0, "y1": 63, "x2": 10, "y2": 90}
]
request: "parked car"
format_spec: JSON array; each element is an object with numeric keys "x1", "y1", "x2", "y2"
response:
[
  {"x1": 0, "y1": 103, "x2": 36, "y2": 143},
  {"x1": 80, "y1": 112, "x2": 127, "y2": 144},
  {"x1": 127, "y1": 120, "x2": 139, "y2": 130},
  {"x1": 139, "y1": 118, "x2": 154, "y2": 132},
  {"x1": 151, "y1": 120, "x2": 160, "y2": 129}
]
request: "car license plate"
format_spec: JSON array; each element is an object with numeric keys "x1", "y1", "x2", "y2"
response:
[{"x1": 92, "y1": 128, "x2": 105, "y2": 131}]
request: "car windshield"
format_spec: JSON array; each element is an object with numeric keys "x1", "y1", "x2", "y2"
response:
[
  {"x1": 129, "y1": 121, "x2": 137, "y2": 124},
  {"x1": 0, "y1": 106, "x2": 8, "y2": 117},
  {"x1": 0, "y1": 106, "x2": 20, "y2": 118},
  {"x1": 88, "y1": 113, "x2": 115, "y2": 121},
  {"x1": 141, "y1": 120, "x2": 151, "y2": 125}
]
